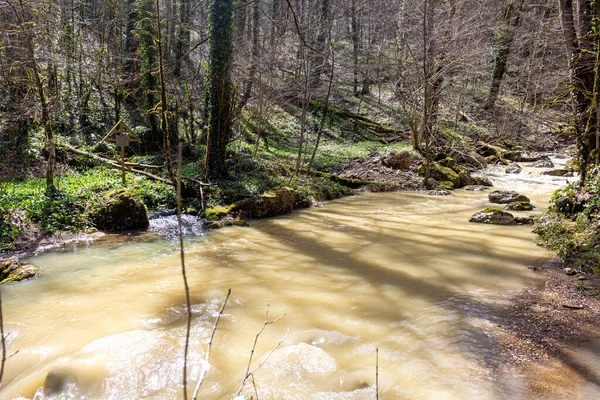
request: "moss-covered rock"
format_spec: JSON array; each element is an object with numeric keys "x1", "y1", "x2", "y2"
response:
[
  {"x1": 252, "y1": 187, "x2": 295, "y2": 218},
  {"x1": 87, "y1": 189, "x2": 149, "y2": 232},
  {"x1": 504, "y1": 201, "x2": 535, "y2": 211},
  {"x1": 419, "y1": 163, "x2": 460, "y2": 188},
  {"x1": 206, "y1": 220, "x2": 250, "y2": 229},
  {"x1": 469, "y1": 209, "x2": 516, "y2": 225},
  {"x1": 436, "y1": 181, "x2": 455, "y2": 190},
  {"x1": 1, "y1": 257, "x2": 40, "y2": 284},
  {"x1": 470, "y1": 176, "x2": 493, "y2": 187},
  {"x1": 542, "y1": 169, "x2": 572, "y2": 177},
  {"x1": 489, "y1": 190, "x2": 530, "y2": 204}
]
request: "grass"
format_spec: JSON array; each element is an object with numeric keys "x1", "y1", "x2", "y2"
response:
[{"x1": 0, "y1": 167, "x2": 175, "y2": 246}]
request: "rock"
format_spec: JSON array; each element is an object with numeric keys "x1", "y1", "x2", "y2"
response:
[
  {"x1": 87, "y1": 189, "x2": 149, "y2": 232},
  {"x1": 428, "y1": 190, "x2": 451, "y2": 196},
  {"x1": 252, "y1": 187, "x2": 295, "y2": 218},
  {"x1": 529, "y1": 159, "x2": 554, "y2": 168},
  {"x1": 504, "y1": 201, "x2": 535, "y2": 211},
  {"x1": 564, "y1": 267, "x2": 577, "y2": 276},
  {"x1": 470, "y1": 176, "x2": 493, "y2": 187},
  {"x1": 1, "y1": 257, "x2": 40, "y2": 284},
  {"x1": 503, "y1": 151, "x2": 523, "y2": 161},
  {"x1": 505, "y1": 163, "x2": 522, "y2": 174},
  {"x1": 543, "y1": 169, "x2": 572, "y2": 177},
  {"x1": 476, "y1": 141, "x2": 503, "y2": 157},
  {"x1": 436, "y1": 181, "x2": 455, "y2": 190},
  {"x1": 489, "y1": 190, "x2": 530, "y2": 204},
  {"x1": 464, "y1": 185, "x2": 488, "y2": 191},
  {"x1": 515, "y1": 216, "x2": 535, "y2": 225},
  {"x1": 381, "y1": 150, "x2": 412, "y2": 170},
  {"x1": 418, "y1": 162, "x2": 460, "y2": 188},
  {"x1": 293, "y1": 193, "x2": 312, "y2": 209},
  {"x1": 469, "y1": 208, "x2": 516, "y2": 225}
]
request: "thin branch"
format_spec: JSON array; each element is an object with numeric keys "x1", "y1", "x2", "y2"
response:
[
  {"x1": 236, "y1": 306, "x2": 287, "y2": 396},
  {"x1": 192, "y1": 289, "x2": 231, "y2": 400},
  {"x1": 0, "y1": 290, "x2": 5, "y2": 388},
  {"x1": 376, "y1": 348, "x2": 379, "y2": 400},
  {"x1": 178, "y1": 137, "x2": 192, "y2": 400}
]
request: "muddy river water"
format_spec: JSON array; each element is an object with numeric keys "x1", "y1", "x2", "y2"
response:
[{"x1": 1, "y1": 159, "x2": 598, "y2": 399}]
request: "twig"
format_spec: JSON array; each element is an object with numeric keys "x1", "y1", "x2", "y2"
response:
[
  {"x1": 0, "y1": 290, "x2": 5, "y2": 388},
  {"x1": 236, "y1": 306, "x2": 287, "y2": 396},
  {"x1": 376, "y1": 348, "x2": 379, "y2": 400},
  {"x1": 192, "y1": 289, "x2": 231, "y2": 400},
  {"x1": 177, "y1": 138, "x2": 192, "y2": 400}
]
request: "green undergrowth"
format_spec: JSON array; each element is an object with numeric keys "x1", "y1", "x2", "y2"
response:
[
  {"x1": 0, "y1": 168, "x2": 175, "y2": 248},
  {"x1": 535, "y1": 166, "x2": 600, "y2": 273}
]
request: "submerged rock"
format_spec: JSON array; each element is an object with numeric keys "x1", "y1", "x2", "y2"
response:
[
  {"x1": 87, "y1": 189, "x2": 149, "y2": 232},
  {"x1": 0, "y1": 257, "x2": 40, "y2": 283},
  {"x1": 505, "y1": 164, "x2": 522, "y2": 174},
  {"x1": 469, "y1": 209, "x2": 516, "y2": 225},
  {"x1": 252, "y1": 187, "x2": 295, "y2": 218},
  {"x1": 504, "y1": 201, "x2": 535, "y2": 211},
  {"x1": 464, "y1": 185, "x2": 489, "y2": 191},
  {"x1": 489, "y1": 190, "x2": 530, "y2": 204},
  {"x1": 428, "y1": 190, "x2": 451, "y2": 196}
]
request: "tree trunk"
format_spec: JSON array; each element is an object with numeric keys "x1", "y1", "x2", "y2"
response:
[
  {"x1": 484, "y1": 0, "x2": 524, "y2": 110},
  {"x1": 205, "y1": 0, "x2": 234, "y2": 181}
]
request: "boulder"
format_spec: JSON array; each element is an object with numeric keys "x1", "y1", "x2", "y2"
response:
[
  {"x1": 1, "y1": 257, "x2": 40, "y2": 284},
  {"x1": 436, "y1": 181, "x2": 455, "y2": 190},
  {"x1": 505, "y1": 164, "x2": 522, "y2": 174},
  {"x1": 503, "y1": 151, "x2": 523, "y2": 161},
  {"x1": 504, "y1": 201, "x2": 535, "y2": 211},
  {"x1": 515, "y1": 216, "x2": 535, "y2": 225},
  {"x1": 87, "y1": 189, "x2": 149, "y2": 232},
  {"x1": 543, "y1": 169, "x2": 572, "y2": 177},
  {"x1": 418, "y1": 163, "x2": 460, "y2": 188},
  {"x1": 529, "y1": 159, "x2": 554, "y2": 168},
  {"x1": 470, "y1": 176, "x2": 493, "y2": 187},
  {"x1": 469, "y1": 209, "x2": 516, "y2": 225},
  {"x1": 381, "y1": 150, "x2": 412, "y2": 170},
  {"x1": 252, "y1": 187, "x2": 295, "y2": 218},
  {"x1": 489, "y1": 190, "x2": 530, "y2": 204}
]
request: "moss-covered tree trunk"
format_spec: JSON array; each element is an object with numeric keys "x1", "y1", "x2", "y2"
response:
[
  {"x1": 205, "y1": 0, "x2": 234, "y2": 181},
  {"x1": 558, "y1": 0, "x2": 597, "y2": 186}
]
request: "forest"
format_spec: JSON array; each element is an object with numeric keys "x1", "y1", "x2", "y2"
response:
[{"x1": 1, "y1": 0, "x2": 600, "y2": 398}]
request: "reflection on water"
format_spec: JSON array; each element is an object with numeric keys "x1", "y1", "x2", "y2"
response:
[{"x1": 1, "y1": 157, "x2": 597, "y2": 399}]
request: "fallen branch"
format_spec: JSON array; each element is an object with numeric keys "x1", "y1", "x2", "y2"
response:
[
  {"x1": 59, "y1": 143, "x2": 211, "y2": 187},
  {"x1": 192, "y1": 289, "x2": 231, "y2": 400}
]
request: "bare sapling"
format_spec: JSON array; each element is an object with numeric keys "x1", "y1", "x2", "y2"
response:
[
  {"x1": 236, "y1": 305, "x2": 289, "y2": 397},
  {"x1": 192, "y1": 289, "x2": 231, "y2": 400}
]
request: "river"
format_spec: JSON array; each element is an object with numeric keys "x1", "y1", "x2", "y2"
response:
[{"x1": 1, "y1": 158, "x2": 597, "y2": 399}]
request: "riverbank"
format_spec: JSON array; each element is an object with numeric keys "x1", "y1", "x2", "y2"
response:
[{"x1": 495, "y1": 259, "x2": 600, "y2": 396}]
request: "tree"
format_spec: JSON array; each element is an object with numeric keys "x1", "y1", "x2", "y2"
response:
[
  {"x1": 558, "y1": 0, "x2": 597, "y2": 185},
  {"x1": 205, "y1": 0, "x2": 235, "y2": 181}
]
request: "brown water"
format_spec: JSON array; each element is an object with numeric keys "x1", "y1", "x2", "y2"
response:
[{"x1": 1, "y1": 159, "x2": 595, "y2": 399}]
